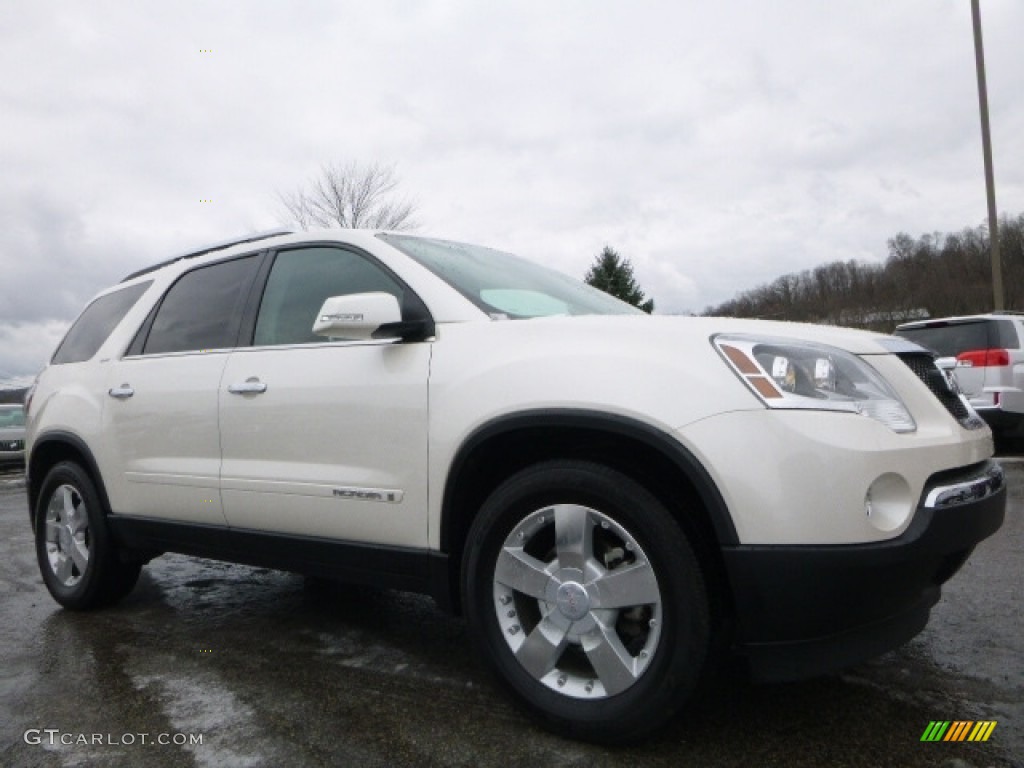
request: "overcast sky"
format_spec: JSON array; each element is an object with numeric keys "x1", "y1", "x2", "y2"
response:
[{"x1": 1, "y1": 0, "x2": 1022, "y2": 382}]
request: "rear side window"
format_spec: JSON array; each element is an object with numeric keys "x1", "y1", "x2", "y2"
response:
[
  {"x1": 143, "y1": 256, "x2": 260, "y2": 355},
  {"x1": 52, "y1": 281, "x2": 152, "y2": 364}
]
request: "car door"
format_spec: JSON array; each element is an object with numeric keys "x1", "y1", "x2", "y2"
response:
[
  {"x1": 218, "y1": 245, "x2": 431, "y2": 548},
  {"x1": 103, "y1": 253, "x2": 263, "y2": 524}
]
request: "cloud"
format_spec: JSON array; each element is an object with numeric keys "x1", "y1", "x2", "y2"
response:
[
  {"x1": 0, "y1": 320, "x2": 68, "y2": 380},
  {"x1": 1, "y1": 0, "x2": 1022, "y2": 375}
]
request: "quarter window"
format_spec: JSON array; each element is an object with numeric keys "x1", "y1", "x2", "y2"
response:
[
  {"x1": 253, "y1": 247, "x2": 404, "y2": 346},
  {"x1": 143, "y1": 256, "x2": 260, "y2": 355},
  {"x1": 52, "y1": 281, "x2": 152, "y2": 364},
  {"x1": 995, "y1": 319, "x2": 1020, "y2": 349}
]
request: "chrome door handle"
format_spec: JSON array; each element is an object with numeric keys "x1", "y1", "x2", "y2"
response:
[
  {"x1": 108, "y1": 384, "x2": 134, "y2": 399},
  {"x1": 227, "y1": 377, "x2": 267, "y2": 395}
]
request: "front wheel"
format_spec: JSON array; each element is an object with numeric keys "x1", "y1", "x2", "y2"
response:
[
  {"x1": 462, "y1": 460, "x2": 710, "y2": 743},
  {"x1": 35, "y1": 461, "x2": 141, "y2": 610}
]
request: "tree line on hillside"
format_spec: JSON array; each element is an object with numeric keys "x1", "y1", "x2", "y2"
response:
[{"x1": 703, "y1": 213, "x2": 1024, "y2": 331}]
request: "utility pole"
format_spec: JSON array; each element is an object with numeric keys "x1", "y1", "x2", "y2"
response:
[{"x1": 971, "y1": 0, "x2": 1003, "y2": 310}]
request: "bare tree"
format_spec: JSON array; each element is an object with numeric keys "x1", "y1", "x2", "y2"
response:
[{"x1": 279, "y1": 162, "x2": 418, "y2": 231}]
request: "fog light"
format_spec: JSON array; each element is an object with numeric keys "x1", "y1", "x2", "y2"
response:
[{"x1": 864, "y1": 474, "x2": 913, "y2": 532}]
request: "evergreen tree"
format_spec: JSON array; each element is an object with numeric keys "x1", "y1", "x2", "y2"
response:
[{"x1": 584, "y1": 246, "x2": 655, "y2": 313}]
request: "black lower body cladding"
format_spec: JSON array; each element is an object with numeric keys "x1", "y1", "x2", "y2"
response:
[{"x1": 722, "y1": 460, "x2": 1006, "y2": 681}]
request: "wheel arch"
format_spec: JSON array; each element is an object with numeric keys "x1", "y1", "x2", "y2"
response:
[
  {"x1": 27, "y1": 431, "x2": 112, "y2": 527},
  {"x1": 439, "y1": 409, "x2": 738, "y2": 616}
]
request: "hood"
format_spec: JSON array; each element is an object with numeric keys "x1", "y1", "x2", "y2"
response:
[{"x1": 495, "y1": 314, "x2": 911, "y2": 356}]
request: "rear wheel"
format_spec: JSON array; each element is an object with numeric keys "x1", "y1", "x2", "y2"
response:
[
  {"x1": 35, "y1": 461, "x2": 141, "y2": 610},
  {"x1": 462, "y1": 460, "x2": 710, "y2": 743}
]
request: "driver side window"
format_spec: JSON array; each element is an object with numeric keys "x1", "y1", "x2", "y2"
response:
[{"x1": 253, "y1": 247, "x2": 404, "y2": 346}]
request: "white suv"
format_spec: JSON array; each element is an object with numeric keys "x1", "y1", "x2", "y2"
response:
[
  {"x1": 25, "y1": 230, "x2": 1005, "y2": 742},
  {"x1": 896, "y1": 313, "x2": 1024, "y2": 439}
]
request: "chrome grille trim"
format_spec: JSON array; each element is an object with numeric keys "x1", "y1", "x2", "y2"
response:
[{"x1": 924, "y1": 463, "x2": 1004, "y2": 509}]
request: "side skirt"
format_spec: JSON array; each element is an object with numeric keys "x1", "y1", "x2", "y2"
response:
[{"x1": 107, "y1": 515, "x2": 452, "y2": 608}]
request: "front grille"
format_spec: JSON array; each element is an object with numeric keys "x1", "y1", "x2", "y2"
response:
[
  {"x1": 0, "y1": 440, "x2": 23, "y2": 451},
  {"x1": 897, "y1": 352, "x2": 980, "y2": 428}
]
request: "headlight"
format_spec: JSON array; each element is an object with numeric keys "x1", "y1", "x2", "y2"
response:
[{"x1": 713, "y1": 335, "x2": 916, "y2": 433}]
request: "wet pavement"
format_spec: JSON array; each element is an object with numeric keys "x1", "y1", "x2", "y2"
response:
[{"x1": 0, "y1": 462, "x2": 1020, "y2": 768}]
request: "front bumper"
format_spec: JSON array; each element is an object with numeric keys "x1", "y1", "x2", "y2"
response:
[{"x1": 722, "y1": 460, "x2": 1006, "y2": 682}]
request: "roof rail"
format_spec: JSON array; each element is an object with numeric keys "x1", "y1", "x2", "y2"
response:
[
  {"x1": 991, "y1": 310, "x2": 1024, "y2": 316},
  {"x1": 121, "y1": 228, "x2": 293, "y2": 282}
]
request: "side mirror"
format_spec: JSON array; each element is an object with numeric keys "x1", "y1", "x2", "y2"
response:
[{"x1": 312, "y1": 293, "x2": 402, "y2": 341}]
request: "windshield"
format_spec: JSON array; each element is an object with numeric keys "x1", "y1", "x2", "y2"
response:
[
  {"x1": 0, "y1": 406, "x2": 25, "y2": 428},
  {"x1": 379, "y1": 234, "x2": 642, "y2": 319}
]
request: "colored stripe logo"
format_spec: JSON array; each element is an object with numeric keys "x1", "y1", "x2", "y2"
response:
[{"x1": 921, "y1": 721, "x2": 997, "y2": 742}]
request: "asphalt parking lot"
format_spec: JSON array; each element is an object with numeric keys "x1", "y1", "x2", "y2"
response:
[{"x1": 0, "y1": 462, "x2": 1020, "y2": 768}]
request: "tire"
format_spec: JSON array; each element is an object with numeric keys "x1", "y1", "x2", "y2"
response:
[
  {"x1": 35, "y1": 461, "x2": 142, "y2": 610},
  {"x1": 462, "y1": 460, "x2": 710, "y2": 743}
]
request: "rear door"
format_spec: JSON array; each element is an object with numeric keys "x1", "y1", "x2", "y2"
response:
[
  {"x1": 218, "y1": 245, "x2": 431, "y2": 547},
  {"x1": 103, "y1": 254, "x2": 263, "y2": 524}
]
